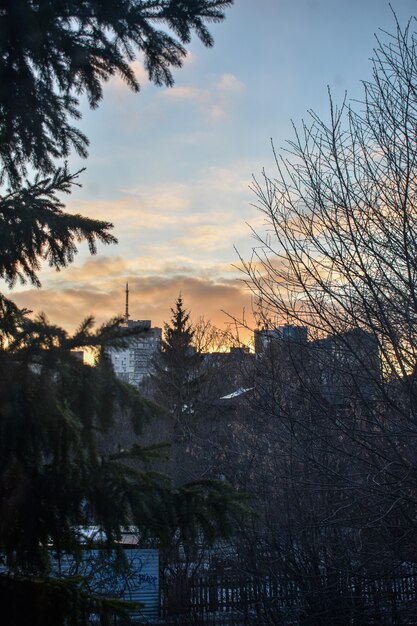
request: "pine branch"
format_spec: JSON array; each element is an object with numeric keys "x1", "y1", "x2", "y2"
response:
[
  {"x1": 0, "y1": 0, "x2": 234, "y2": 184},
  {"x1": 0, "y1": 572, "x2": 138, "y2": 626},
  {"x1": 0, "y1": 167, "x2": 116, "y2": 287}
]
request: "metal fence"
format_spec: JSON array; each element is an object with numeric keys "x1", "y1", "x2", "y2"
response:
[{"x1": 158, "y1": 569, "x2": 417, "y2": 626}]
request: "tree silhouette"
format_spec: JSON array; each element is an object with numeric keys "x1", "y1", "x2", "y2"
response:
[
  {"x1": 0, "y1": 3, "x2": 248, "y2": 624},
  {"x1": 0, "y1": 0, "x2": 233, "y2": 185},
  {"x1": 233, "y1": 12, "x2": 417, "y2": 624},
  {"x1": 153, "y1": 295, "x2": 201, "y2": 423}
]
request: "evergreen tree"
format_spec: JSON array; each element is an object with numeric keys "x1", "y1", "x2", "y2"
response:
[
  {"x1": 0, "y1": 1, "x2": 234, "y2": 286},
  {"x1": 0, "y1": 3, "x2": 248, "y2": 624},
  {"x1": 0, "y1": 0, "x2": 233, "y2": 186},
  {"x1": 153, "y1": 295, "x2": 202, "y2": 423},
  {"x1": 0, "y1": 304, "x2": 247, "y2": 624}
]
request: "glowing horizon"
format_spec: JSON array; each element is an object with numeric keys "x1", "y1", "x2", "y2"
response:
[{"x1": 6, "y1": 0, "x2": 415, "y2": 343}]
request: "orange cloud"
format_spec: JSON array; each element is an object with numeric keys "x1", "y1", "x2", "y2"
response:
[
  {"x1": 11, "y1": 273, "x2": 254, "y2": 344},
  {"x1": 60, "y1": 166, "x2": 260, "y2": 266}
]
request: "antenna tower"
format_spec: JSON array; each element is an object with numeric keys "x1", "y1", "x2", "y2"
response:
[{"x1": 125, "y1": 282, "x2": 130, "y2": 323}]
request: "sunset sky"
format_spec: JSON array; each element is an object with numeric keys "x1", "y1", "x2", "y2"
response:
[{"x1": 8, "y1": 0, "x2": 417, "y2": 341}]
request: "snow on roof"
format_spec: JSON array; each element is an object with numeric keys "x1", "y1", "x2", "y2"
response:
[
  {"x1": 219, "y1": 387, "x2": 254, "y2": 400},
  {"x1": 76, "y1": 526, "x2": 140, "y2": 545}
]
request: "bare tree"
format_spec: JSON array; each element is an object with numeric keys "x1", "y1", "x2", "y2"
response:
[
  {"x1": 244, "y1": 15, "x2": 417, "y2": 375},
  {"x1": 230, "y1": 13, "x2": 417, "y2": 624}
]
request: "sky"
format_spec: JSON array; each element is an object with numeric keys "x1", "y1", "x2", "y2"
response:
[{"x1": 8, "y1": 0, "x2": 417, "y2": 343}]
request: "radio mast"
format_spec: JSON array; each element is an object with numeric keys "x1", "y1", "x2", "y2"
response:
[{"x1": 125, "y1": 282, "x2": 130, "y2": 323}]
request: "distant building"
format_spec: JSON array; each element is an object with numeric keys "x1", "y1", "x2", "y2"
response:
[
  {"x1": 254, "y1": 325, "x2": 308, "y2": 353},
  {"x1": 107, "y1": 284, "x2": 162, "y2": 388},
  {"x1": 108, "y1": 319, "x2": 162, "y2": 388},
  {"x1": 312, "y1": 328, "x2": 381, "y2": 405}
]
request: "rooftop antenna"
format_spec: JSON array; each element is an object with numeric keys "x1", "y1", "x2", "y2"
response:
[{"x1": 125, "y1": 282, "x2": 130, "y2": 323}]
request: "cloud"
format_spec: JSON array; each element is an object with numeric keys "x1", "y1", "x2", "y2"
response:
[
  {"x1": 160, "y1": 73, "x2": 245, "y2": 122},
  {"x1": 162, "y1": 85, "x2": 204, "y2": 101},
  {"x1": 37, "y1": 254, "x2": 241, "y2": 287},
  {"x1": 8, "y1": 158, "x2": 263, "y2": 347},
  {"x1": 69, "y1": 184, "x2": 193, "y2": 222},
  {"x1": 11, "y1": 273, "x2": 254, "y2": 343},
  {"x1": 175, "y1": 224, "x2": 225, "y2": 251},
  {"x1": 106, "y1": 50, "x2": 195, "y2": 95},
  {"x1": 106, "y1": 60, "x2": 149, "y2": 92},
  {"x1": 208, "y1": 104, "x2": 225, "y2": 121},
  {"x1": 217, "y1": 73, "x2": 244, "y2": 93},
  {"x1": 173, "y1": 214, "x2": 259, "y2": 253},
  {"x1": 164, "y1": 73, "x2": 244, "y2": 101},
  {"x1": 63, "y1": 162, "x2": 260, "y2": 263}
]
